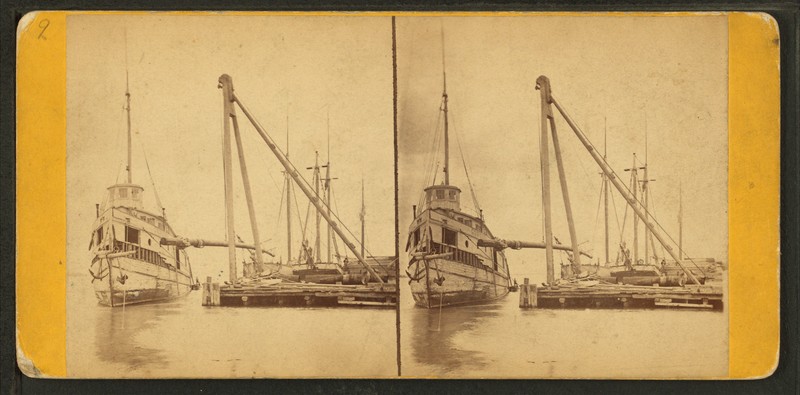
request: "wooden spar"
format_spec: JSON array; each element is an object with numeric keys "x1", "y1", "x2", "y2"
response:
[
  {"x1": 539, "y1": 76, "x2": 701, "y2": 285},
  {"x1": 124, "y1": 71, "x2": 133, "y2": 184},
  {"x1": 477, "y1": 239, "x2": 592, "y2": 258},
  {"x1": 442, "y1": 30, "x2": 450, "y2": 186},
  {"x1": 325, "y1": 117, "x2": 332, "y2": 264},
  {"x1": 160, "y1": 237, "x2": 275, "y2": 257},
  {"x1": 220, "y1": 75, "x2": 385, "y2": 284},
  {"x1": 549, "y1": 116, "x2": 583, "y2": 274},
  {"x1": 220, "y1": 75, "x2": 237, "y2": 284},
  {"x1": 536, "y1": 76, "x2": 555, "y2": 285},
  {"x1": 286, "y1": 171, "x2": 292, "y2": 262},
  {"x1": 360, "y1": 178, "x2": 365, "y2": 257},
  {"x1": 630, "y1": 155, "x2": 639, "y2": 265},
  {"x1": 230, "y1": 92, "x2": 265, "y2": 270},
  {"x1": 603, "y1": 118, "x2": 609, "y2": 266},
  {"x1": 313, "y1": 153, "x2": 322, "y2": 262},
  {"x1": 643, "y1": 123, "x2": 649, "y2": 265},
  {"x1": 679, "y1": 182, "x2": 683, "y2": 260}
]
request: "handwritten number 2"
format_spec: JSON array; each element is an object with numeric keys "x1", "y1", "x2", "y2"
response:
[{"x1": 38, "y1": 19, "x2": 49, "y2": 40}]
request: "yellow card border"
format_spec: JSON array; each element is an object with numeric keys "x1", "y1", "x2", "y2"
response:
[{"x1": 16, "y1": 11, "x2": 780, "y2": 379}]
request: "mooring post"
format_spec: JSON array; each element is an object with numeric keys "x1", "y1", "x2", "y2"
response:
[
  {"x1": 530, "y1": 283, "x2": 538, "y2": 307},
  {"x1": 202, "y1": 276, "x2": 212, "y2": 306},
  {"x1": 520, "y1": 278, "x2": 530, "y2": 308}
]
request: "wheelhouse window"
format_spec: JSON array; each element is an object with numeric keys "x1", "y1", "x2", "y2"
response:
[
  {"x1": 436, "y1": 189, "x2": 445, "y2": 199},
  {"x1": 131, "y1": 188, "x2": 139, "y2": 199},
  {"x1": 118, "y1": 188, "x2": 128, "y2": 198},
  {"x1": 442, "y1": 227, "x2": 457, "y2": 246},
  {"x1": 449, "y1": 190, "x2": 457, "y2": 200},
  {"x1": 125, "y1": 226, "x2": 140, "y2": 245}
]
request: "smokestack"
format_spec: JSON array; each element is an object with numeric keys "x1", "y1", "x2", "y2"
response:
[
  {"x1": 412, "y1": 205, "x2": 417, "y2": 218},
  {"x1": 95, "y1": 203, "x2": 99, "y2": 218}
]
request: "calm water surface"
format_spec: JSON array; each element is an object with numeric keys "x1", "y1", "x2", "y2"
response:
[
  {"x1": 400, "y1": 271, "x2": 728, "y2": 378},
  {"x1": 67, "y1": 274, "x2": 397, "y2": 378}
]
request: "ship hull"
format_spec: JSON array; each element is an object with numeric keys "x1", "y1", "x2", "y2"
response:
[
  {"x1": 92, "y1": 256, "x2": 193, "y2": 307},
  {"x1": 408, "y1": 258, "x2": 510, "y2": 308}
]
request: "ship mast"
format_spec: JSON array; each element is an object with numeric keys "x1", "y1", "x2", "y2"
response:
[
  {"x1": 360, "y1": 178, "x2": 366, "y2": 257},
  {"x1": 125, "y1": 70, "x2": 132, "y2": 183},
  {"x1": 285, "y1": 113, "x2": 292, "y2": 262},
  {"x1": 441, "y1": 29, "x2": 450, "y2": 186},
  {"x1": 678, "y1": 182, "x2": 683, "y2": 261},
  {"x1": 603, "y1": 118, "x2": 609, "y2": 266}
]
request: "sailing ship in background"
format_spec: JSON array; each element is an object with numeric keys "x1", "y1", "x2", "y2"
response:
[
  {"x1": 405, "y1": 41, "x2": 512, "y2": 308},
  {"x1": 268, "y1": 130, "x2": 396, "y2": 284},
  {"x1": 88, "y1": 76, "x2": 196, "y2": 307}
]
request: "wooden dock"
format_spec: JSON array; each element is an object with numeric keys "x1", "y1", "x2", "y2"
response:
[
  {"x1": 202, "y1": 277, "x2": 397, "y2": 308},
  {"x1": 519, "y1": 278, "x2": 723, "y2": 310}
]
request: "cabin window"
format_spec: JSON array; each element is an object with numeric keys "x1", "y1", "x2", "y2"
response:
[
  {"x1": 492, "y1": 249, "x2": 499, "y2": 271},
  {"x1": 464, "y1": 240, "x2": 469, "y2": 248},
  {"x1": 95, "y1": 227, "x2": 104, "y2": 246},
  {"x1": 125, "y1": 226, "x2": 140, "y2": 245},
  {"x1": 436, "y1": 189, "x2": 445, "y2": 199},
  {"x1": 449, "y1": 190, "x2": 457, "y2": 200},
  {"x1": 464, "y1": 219, "x2": 472, "y2": 227},
  {"x1": 442, "y1": 228, "x2": 457, "y2": 246},
  {"x1": 176, "y1": 249, "x2": 181, "y2": 270},
  {"x1": 118, "y1": 188, "x2": 128, "y2": 198},
  {"x1": 413, "y1": 228, "x2": 421, "y2": 247},
  {"x1": 131, "y1": 189, "x2": 139, "y2": 199}
]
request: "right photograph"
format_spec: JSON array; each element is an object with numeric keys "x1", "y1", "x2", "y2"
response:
[{"x1": 397, "y1": 15, "x2": 729, "y2": 378}]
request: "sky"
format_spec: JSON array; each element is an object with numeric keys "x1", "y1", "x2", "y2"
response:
[
  {"x1": 66, "y1": 15, "x2": 395, "y2": 282},
  {"x1": 396, "y1": 15, "x2": 728, "y2": 280}
]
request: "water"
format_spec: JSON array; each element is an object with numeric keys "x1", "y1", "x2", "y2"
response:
[
  {"x1": 66, "y1": 274, "x2": 397, "y2": 378},
  {"x1": 399, "y1": 273, "x2": 728, "y2": 379},
  {"x1": 67, "y1": 271, "x2": 727, "y2": 378}
]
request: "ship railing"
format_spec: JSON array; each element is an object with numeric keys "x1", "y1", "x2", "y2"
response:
[{"x1": 113, "y1": 240, "x2": 175, "y2": 271}]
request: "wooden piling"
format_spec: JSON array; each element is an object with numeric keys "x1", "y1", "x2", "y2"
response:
[
  {"x1": 202, "y1": 276, "x2": 221, "y2": 306},
  {"x1": 520, "y1": 278, "x2": 538, "y2": 308}
]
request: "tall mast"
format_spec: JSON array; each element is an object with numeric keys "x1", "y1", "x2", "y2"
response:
[
  {"x1": 125, "y1": 70, "x2": 132, "y2": 183},
  {"x1": 643, "y1": 119, "x2": 649, "y2": 266},
  {"x1": 285, "y1": 112, "x2": 292, "y2": 262},
  {"x1": 360, "y1": 178, "x2": 365, "y2": 257},
  {"x1": 326, "y1": 112, "x2": 332, "y2": 263},
  {"x1": 314, "y1": 152, "x2": 321, "y2": 262},
  {"x1": 441, "y1": 28, "x2": 450, "y2": 186},
  {"x1": 679, "y1": 182, "x2": 683, "y2": 261},
  {"x1": 631, "y1": 154, "x2": 639, "y2": 265},
  {"x1": 603, "y1": 118, "x2": 609, "y2": 266}
]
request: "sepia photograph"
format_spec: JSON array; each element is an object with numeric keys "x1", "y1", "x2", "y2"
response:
[
  {"x1": 65, "y1": 14, "x2": 397, "y2": 378},
  {"x1": 397, "y1": 15, "x2": 729, "y2": 378}
]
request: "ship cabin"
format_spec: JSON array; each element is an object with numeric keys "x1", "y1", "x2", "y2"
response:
[
  {"x1": 92, "y1": 183, "x2": 185, "y2": 271},
  {"x1": 423, "y1": 184, "x2": 461, "y2": 212},
  {"x1": 107, "y1": 183, "x2": 144, "y2": 210}
]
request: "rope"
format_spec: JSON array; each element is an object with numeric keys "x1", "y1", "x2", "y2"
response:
[
  {"x1": 140, "y1": 144, "x2": 164, "y2": 214},
  {"x1": 451, "y1": 112, "x2": 482, "y2": 216}
]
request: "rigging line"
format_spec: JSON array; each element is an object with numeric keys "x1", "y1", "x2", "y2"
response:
[
  {"x1": 450, "y1": 110, "x2": 481, "y2": 215},
  {"x1": 274, "y1": 175, "x2": 287, "y2": 243},
  {"x1": 140, "y1": 143, "x2": 164, "y2": 214},
  {"x1": 291, "y1": 181, "x2": 305, "y2": 240},
  {"x1": 424, "y1": 104, "x2": 444, "y2": 190},
  {"x1": 609, "y1": 181, "x2": 623, "y2": 241},
  {"x1": 591, "y1": 179, "x2": 604, "y2": 257}
]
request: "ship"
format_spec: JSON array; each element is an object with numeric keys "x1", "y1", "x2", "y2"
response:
[
  {"x1": 405, "y1": 43, "x2": 512, "y2": 308},
  {"x1": 87, "y1": 76, "x2": 195, "y2": 307}
]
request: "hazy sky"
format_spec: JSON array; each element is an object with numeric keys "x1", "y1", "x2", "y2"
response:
[
  {"x1": 66, "y1": 15, "x2": 395, "y2": 281},
  {"x1": 397, "y1": 16, "x2": 728, "y2": 279}
]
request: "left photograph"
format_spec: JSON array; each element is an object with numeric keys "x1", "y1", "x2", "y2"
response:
[{"x1": 66, "y1": 14, "x2": 397, "y2": 378}]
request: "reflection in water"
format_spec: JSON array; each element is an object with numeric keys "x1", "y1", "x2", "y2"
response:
[
  {"x1": 408, "y1": 301, "x2": 502, "y2": 374},
  {"x1": 401, "y1": 280, "x2": 728, "y2": 378},
  {"x1": 68, "y1": 274, "x2": 396, "y2": 378},
  {"x1": 93, "y1": 300, "x2": 184, "y2": 372}
]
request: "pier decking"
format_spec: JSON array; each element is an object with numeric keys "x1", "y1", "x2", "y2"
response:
[
  {"x1": 519, "y1": 278, "x2": 723, "y2": 310},
  {"x1": 202, "y1": 277, "x2": 397, "y2": 308}
]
